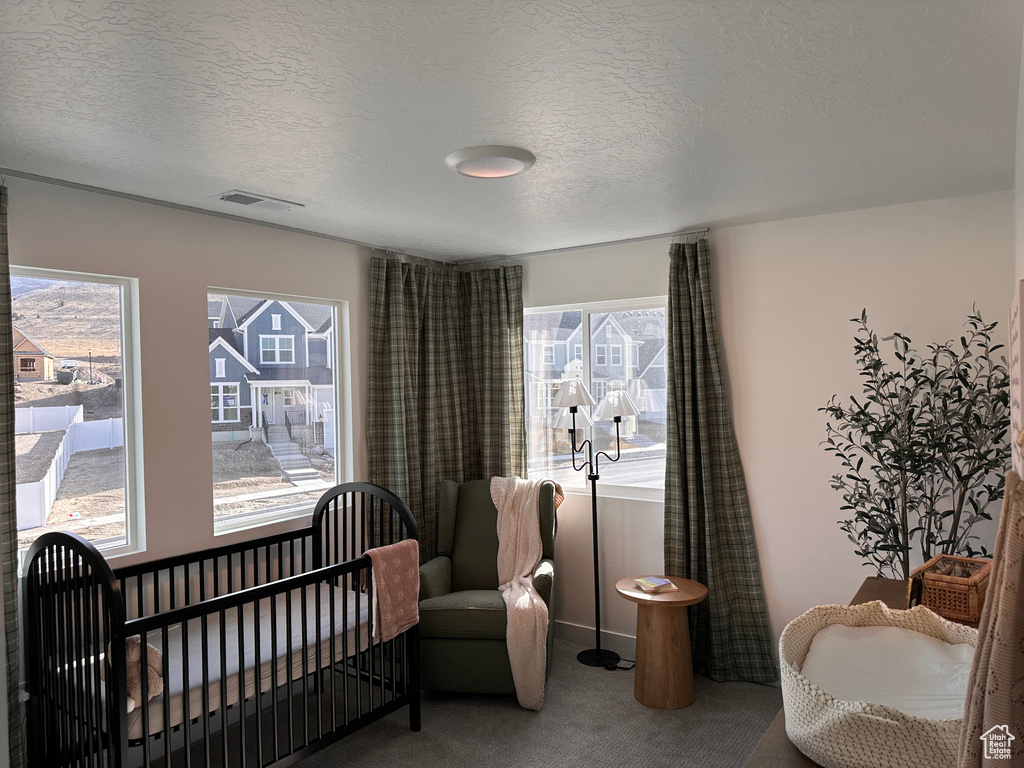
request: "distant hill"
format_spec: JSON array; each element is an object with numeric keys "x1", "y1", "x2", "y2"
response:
[
  {"x1": 11, "y1": 277, "x2": 122, "y2": 360},
  {"x1": 11, "y1": 277, "x2": 59, "y2": 298}
]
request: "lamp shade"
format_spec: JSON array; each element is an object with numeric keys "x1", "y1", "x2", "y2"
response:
[
  {"x1": 552, "y1": 406, "x2": 594, "y2": 431},
  {"x1": 593, "y1": 390, "x2": 640, "y2": 420},
  {"x1": 552, "y1": 378, "x2": 596, "y2": 408}
]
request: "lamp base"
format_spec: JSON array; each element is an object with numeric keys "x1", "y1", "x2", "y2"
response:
[{"x1": 577, "y1": 648, "x2": 621, "y2": 669}]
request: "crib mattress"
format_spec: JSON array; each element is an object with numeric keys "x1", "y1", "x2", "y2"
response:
[{"x1": 126, "y1": 584, "x2": 371, "y2": 740}]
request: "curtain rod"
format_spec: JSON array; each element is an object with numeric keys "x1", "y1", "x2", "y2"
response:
[{"x1": 456, "y1": 227, "x2": 712, "y2": 268}]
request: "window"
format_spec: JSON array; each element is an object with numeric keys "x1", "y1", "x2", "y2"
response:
[
  {"x1": 574, "y1": 343, "x2": 583, "y2": 360},
  {"x1": 13, "y1": 268, "x2": 142, "y2": 554},
  {"x1": 210, "y1": 291, "x2": 346, "y2": 532},
  {"x1": 542, "y1": 344, "x2": 555, "y2": 365},
  {"x1": 211, "y1": 383, "x2": 240, "y2": 422},
  {"x1": 524, "y1": 299, "x2": 667, "y2": 493},
  {"x1": 260, "y1": 335, "x2": 294, "y2": 364},
  {"x1": 210, "y1": 318, "x2": 220, "y2": 328}
]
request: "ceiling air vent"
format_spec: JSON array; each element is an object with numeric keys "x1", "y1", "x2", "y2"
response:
[{"x1": 217, "y1": 190, "x2": 304, "y2": 212}]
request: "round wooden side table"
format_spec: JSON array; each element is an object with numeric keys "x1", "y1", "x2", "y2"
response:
[{"x1": 615, "y1": 575, "x2": 708, "y2": 710}]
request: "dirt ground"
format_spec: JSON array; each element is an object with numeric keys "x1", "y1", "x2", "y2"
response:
[
  {"x1": 17, "y1": 446, "x2": 128, "y2": 549},
  {"x1": 15, "y1": 431, "x2": 65, "y2": 483},
  {"x1": 17, "y1": 438, "x2": 336, "y2": 548},
  {"x1": 212, "y1": 441, "x2": 335, "y2": 517}
]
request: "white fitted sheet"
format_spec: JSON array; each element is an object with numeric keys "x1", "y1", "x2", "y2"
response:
[
  {"x1": 799, "y1": 623, "x2": 973, "y2": 720},
  {"x1": 127, "y1": 584, "x2": 370, "y2": 740}
]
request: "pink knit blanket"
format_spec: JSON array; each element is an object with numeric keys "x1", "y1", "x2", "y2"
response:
[
  {"x1": 491, "y1": 476, "x2": 551, "y2": 711},
  {"x1": 367, "y1": 539, "x2": 420, "y2": 642}
]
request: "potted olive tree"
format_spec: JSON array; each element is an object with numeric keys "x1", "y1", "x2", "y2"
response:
[{"x1": 822, "y1": 309, "x2": 1010, "y2": 582}]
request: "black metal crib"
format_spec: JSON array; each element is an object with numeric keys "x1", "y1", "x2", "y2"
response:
[{"x1": 21, "y1": 482, "x2": 420, "y2": 768}]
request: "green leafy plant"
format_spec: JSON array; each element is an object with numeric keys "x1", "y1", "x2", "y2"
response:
[{"x1": 821, "y1": 309, "x2": 1010, "y2": 580}]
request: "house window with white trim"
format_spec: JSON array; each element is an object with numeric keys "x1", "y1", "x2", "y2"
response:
[
  {"x1": 260, "y1": 335, "x2": 294, "y2": 364},
  {"x1": 13, "y1": 268, "x2": 142, "y2": 554},
  {"x1": 209, "y1": 290, "x2": 348, "y2": 532},
  {"x1": 211, "y1": 383, "x2": 240, "y2": 422},
  {"x1": 542, "y1": 344, "x2": 555, "y2": 366},
  {"x1": 574, "y1": 343, "x2": 583, "y2": 360},
  {"x1": 524, "y1": 299, "x2": 667, "y2": 494}
]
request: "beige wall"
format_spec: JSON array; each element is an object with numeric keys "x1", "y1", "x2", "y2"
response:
[
  {"x1": 6, "y1": 177, "x2": 373, "y2": 566},
  {"x1": 0, "y1": 178, "x2": 1013, "y2": 681},
  {"x1": 524, "y1": 190, "x2": 1014, "y2": 652}
]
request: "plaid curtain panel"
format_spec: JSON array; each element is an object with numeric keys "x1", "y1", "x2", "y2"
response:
[
  {"x1": 0, "y1": 185, "x2": 24, "y2": 766},
  {"x1": 367, "y1": 257, "x2": 525, "y2": 561},
  {"x1": 664, "y1": 238, "x2": 777, "y2": 683}
]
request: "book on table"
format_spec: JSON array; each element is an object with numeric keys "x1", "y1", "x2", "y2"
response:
[{"x1": 634, "y1": 576, "x2": 678, "y2": 593}]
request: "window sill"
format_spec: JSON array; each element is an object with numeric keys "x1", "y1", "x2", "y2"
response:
[
  {"x1": 557, "y1": 483, "x2": 664, "y2": 503},
  {"x1": 213, "y1": 505, "x2": 314, "y2": 537}
]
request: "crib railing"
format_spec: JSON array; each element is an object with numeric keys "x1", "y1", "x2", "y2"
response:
[
  {"x1": 114, "y1": 527, "x2": 314, "y2": 623},
  {"x1": 124, "y1": 555, "x2": 409, "y2": 767},
  {"x1": 22, "y1": 532, "x2": 128, "y2": 768},
  {"x1": 21, "y1": 482, "x2": 420, "y2": 768}
]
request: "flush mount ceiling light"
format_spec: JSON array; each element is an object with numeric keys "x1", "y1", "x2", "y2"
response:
[{"x1": 444, "y1": 145, "x2": 535, "y2": 178}]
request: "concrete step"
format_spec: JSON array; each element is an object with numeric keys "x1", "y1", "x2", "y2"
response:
[
  {"x1": 284, "y1": 468, "x2": 321, "y2": 484},
  {"x1": 268, "y1": 444, "x2": 303, "y2": 456}
]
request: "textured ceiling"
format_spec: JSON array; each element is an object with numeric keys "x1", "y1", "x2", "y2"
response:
[{"x1": 1, "y1": 1, "x2": 1022, "y2": 260}]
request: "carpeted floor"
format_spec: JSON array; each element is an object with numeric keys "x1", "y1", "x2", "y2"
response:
[{"x1": 297, "y1": 637, "x2": 782, "y2": 768}]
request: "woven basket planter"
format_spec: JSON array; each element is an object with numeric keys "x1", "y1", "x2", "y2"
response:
[
  {"x1": 911, "y1": 554, "x2": 991, "y2": 624},
  {"x1": 780, "y1": 601, "x2": 977, "y2": 768}
]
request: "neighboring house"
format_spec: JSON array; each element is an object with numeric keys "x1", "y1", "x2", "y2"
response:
[
  {"x1": 523, "y1": 309, "x2": 666, "y2": 432},
  {"x1": 13, "y1": 325, "x2": 55, "y2": 382},
  {"x1": 207, "y1": 296, "x2": 335, "y2": 435},
  {"x1": 524, "y1": 312, "x2": 581, "y2": 429}
]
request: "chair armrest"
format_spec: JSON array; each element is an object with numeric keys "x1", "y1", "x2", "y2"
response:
[
  {"x1": 533, "y1": 558, "x2": 555, "y2": 606},
  {"x1": 419, "y1": 556, "x2": 452, "y2": 601}
]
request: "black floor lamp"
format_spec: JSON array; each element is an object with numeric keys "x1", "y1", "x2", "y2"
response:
[{"x1": 553, "y1": 379, "x2": 640, "y2": 669}]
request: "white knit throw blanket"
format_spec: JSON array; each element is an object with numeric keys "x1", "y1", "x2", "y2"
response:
[{"x1": 491, "y1": 476, "x2": 549, "y2": 711}]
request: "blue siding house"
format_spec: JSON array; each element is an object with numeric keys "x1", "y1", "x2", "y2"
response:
[{"x1": 208, "y1": 296, "x2": 335, "y2": 438}]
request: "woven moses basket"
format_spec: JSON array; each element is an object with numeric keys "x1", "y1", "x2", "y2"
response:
[{"x1": 780, "y1": 601, "x2": 977, "y2": 768}]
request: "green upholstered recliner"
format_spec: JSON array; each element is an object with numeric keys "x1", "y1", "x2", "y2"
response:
[{"x1": 417, "y1": 478, "x2": 557, "y2": 694}]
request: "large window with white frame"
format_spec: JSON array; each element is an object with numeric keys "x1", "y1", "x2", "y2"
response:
[
  {"x1": 12, "y1": 267, "x2": 143, "y2": 553},
  {"x1": 524, "y1": 298, "x2": 667, "y2": 494},
  {"x1": 210, "y1": 290, "x2": 347, "y2": 531}
]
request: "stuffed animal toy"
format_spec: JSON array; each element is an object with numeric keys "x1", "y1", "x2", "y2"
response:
[{"x1": 115, "y1": 636, "x2": 164, "y2": 713}]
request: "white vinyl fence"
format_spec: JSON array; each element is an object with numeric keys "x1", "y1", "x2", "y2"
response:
[
  {"x1": 16, "y1": 407, "x2": 124, "y2": 531},
  {"x1": 15, "y1": 404, "x2": 83, "y2": 433}
]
